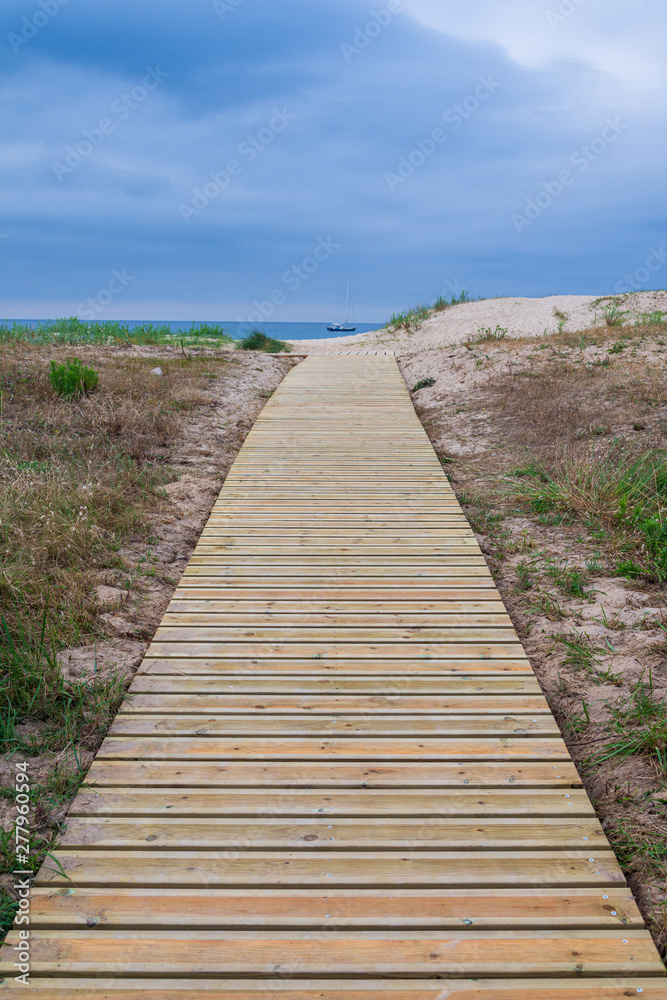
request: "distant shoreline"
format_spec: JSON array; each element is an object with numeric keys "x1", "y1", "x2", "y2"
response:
[{"x1": 2, "y1": 319, "x2": 384, "y2": 342}]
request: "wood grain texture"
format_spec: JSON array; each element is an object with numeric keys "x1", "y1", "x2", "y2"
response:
[
  {"x1": 3, "y1": 355, "x2": 663, "y2": 995},
  {"x1": 2, "y1": 929, "x2": 662, "y2": 976},
  {"x1": 2, "y1": 985, "x2": 667, "y2": 1000}
]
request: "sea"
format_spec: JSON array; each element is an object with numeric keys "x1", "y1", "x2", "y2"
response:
[{"x1": 11, "y1": 320, "x2": 383, "y2": 342}]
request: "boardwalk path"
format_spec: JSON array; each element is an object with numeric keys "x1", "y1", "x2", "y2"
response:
[{"x1": 1, "y1": 355, "x2": 666, "y2": 997}]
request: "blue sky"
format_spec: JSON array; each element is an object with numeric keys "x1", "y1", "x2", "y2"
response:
[{"x1": 1, "y1": 0, "x2": 665, "y2": 321}]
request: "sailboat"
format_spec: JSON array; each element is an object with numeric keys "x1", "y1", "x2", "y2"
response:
[{"x1": 327, "y1": 280, "x2": 357, "y2": 332}]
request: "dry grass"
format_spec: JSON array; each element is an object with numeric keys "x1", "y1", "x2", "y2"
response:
[
  {"x1": 0, "y1": 351, "x2": 223, "y2": 643},
  {"x1": 404, "y1": 316, "x2": 667, "y2": 959},
  {"x1": 0, "y1": 342, "x2": 291, "y2": 934}
]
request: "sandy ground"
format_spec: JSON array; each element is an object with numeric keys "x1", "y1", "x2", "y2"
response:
[
  {"x1": 289, "y1": 291, "x2": 667, "y2": 354},
  {"x1": 0, "y1": 348, "x2": 294, "y2": 830},
  {"x1": 2, "y1": 322, "x2": 667, "y2": 951},
  {"x1": 399, "y1": 328, "x2": 667, "y2": 947},
  {"x1": 53, "y1": 347, "x2": 295, "y2": 690}
]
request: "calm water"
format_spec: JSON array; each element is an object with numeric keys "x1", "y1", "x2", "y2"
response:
[
  {"x1": 223, "y1": 321, "x2": 382, "y2": 341},
  {"x1": 11, "y1": 320, "x2": 383, "y2": 342}
]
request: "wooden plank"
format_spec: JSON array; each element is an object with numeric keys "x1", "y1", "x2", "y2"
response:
[
  {"x1": 186, "y1": 556, "x2": 489, "y2": 564},
  {"x1": 153, "y1": 627, "x2": 520, "y2": 642},
  {"x1": 96, "y1": 736, "x2": 570, "y2": 761},
  {"x1": 69, "y1": 788, "x2": 595, "y2": 817},
  {"x1": 121, "y1": 695, "x2": 548, "y2": 714},
  {"x1": 137, "y1": 659, "x2": 536, "y2": 677},
  {"x1": 192, "y1": 543, "x2": 484, "y2": 553},
  {"x1": 201, "y1": 523, "x2": 470, "y2": 529},
  {"x1": 177, "y1": 576, "x2": 496, "y2": 586},
  {"x1": 181, "y1": 569, "x2": 493, "y2": 579},
  {"x1": 108, "y1": 715, "x2": 558, "y2": 737},
  {"x1": 2, "y1": 981, "x2": 665, "y2": 999},
  {"x1": 58, "y1": 816, "x2": 605, "y2": 850},
  {"x1": 128, "y1": 676, "x2": 541, "y2": 693},
  {"x1": 162, "y1": 602, "x2": 512, "y2": 629},
  {"x1": 23, "y1": 885, "x2": 633, "y2": 928},
  {"x1": 166, "y1": 597, "x2": 504, "y2": 607},
  {"x1": 2, "y1": 930, "x2": 662, "y2": 976},
  {"x1": 145, "y1": 643, "x2": 527, "y2": 659},
  {"x1": 85, "y1": 760, "x2": 584, "y2": 787},
  {"x1": 34, "y1": 850, "x2": 625, "y2": 888}
]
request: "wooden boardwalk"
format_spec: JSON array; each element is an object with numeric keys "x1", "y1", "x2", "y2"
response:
[{"x1": 2, "y1": 354, "x2": 666, "y2": 997}]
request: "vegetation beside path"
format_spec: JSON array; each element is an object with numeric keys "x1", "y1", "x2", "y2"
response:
[
  {"x1": 405, "y1": 312, "x2": 667, "y2": 958},
  {"x1": 0, "y1": 318, "x2": 234, "y2": 348},
  {"x1": 0, "y1": 340, "x2": 292, "y2": 935}
]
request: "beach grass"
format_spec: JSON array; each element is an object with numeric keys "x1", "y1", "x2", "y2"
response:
[
  {"x1": 386, "y1": 290, "x2": 476, "y2": 333},
  {"x1": 0, "y1": 318, "x2": 234, "y2": 348},
  {"x1": 237, "y1": 330, "x2": 291, "y2": 353}
]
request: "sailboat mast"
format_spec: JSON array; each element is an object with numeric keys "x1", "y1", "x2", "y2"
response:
[{"x1": 344, "y1": 279, "x2": 350, "y2": 326}]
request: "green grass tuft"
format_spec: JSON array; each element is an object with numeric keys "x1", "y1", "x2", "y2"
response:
[
  {"x1": 386, "y1": 290, "x2": 475, "y2": 331},
  {"x1": 604, "y1": 304, "x2": 629, "y2": 328},
  {"x1": 49, "y1": 358, "x2": 99, "y2": 398},
  {"x1": 507, "y1": 446, "x2": 667, "y2": 580},
  {"x1": 467, "y1": 325, "x2": 508, "y2": 345},
  {"x1": 237, "y1": 330, "x2": 291, "y2": 353},
  {"x1": 411, "y1": 377, "x2": 436, "y2": 392}
]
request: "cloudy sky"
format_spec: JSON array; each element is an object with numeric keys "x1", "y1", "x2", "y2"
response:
[{"x1": 1, "y1": 0, "x2": 665, "y2": 321}]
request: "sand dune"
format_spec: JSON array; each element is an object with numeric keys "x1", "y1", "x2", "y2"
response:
[{"x1": 290, "y1": 291, "x2": 667, "y2": 354}]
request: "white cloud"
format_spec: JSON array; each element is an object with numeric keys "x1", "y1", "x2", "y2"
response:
[{"x1": 404, "y1": 0, "x2": 666, "y2": 90}]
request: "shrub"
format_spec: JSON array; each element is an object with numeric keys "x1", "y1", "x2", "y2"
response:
[
  {"x1": 238, "y1": 330, "x2": 291, "y2": 353},
  {"x1": 49, "y1": 358, "x2": 99, "y2": 398},
  {"x1": 411, "y1": 377, "x2": 436, "y2": 392}
]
